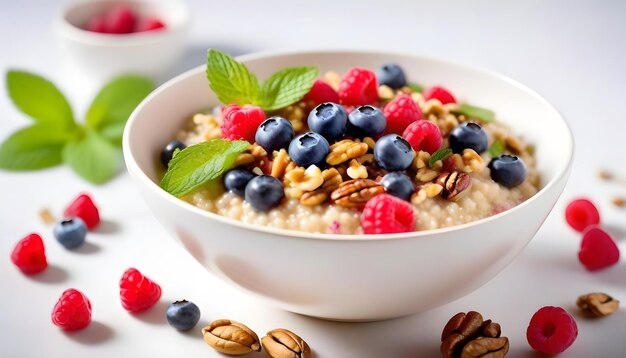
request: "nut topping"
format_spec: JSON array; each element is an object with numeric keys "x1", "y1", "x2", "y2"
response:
[
  {"x1": 326, "y1": 139, "x2": 368, "y2": 165},
  {"x1": 284, "y1": 165, "x2": 324, "y2": 192},
  {"x1": 461, "y1": 337, "x2": 509, "y2": 358},
  {"x1": 261, "y1": 328, "x2": 312, "y2": 358},
  {"x1": 202, "y1": 319, "x2": 261, "y2": 355},
  {"x1": 436, "y1": 171, "x2": 472, "y2": 201},
  {"x1": 330, "y1": 179, "x2": 384, "y2": 208},
  {"x1": 441, "y1": 311, "x2": 508, "y2": 358},
  {"x1": 347, "y1": 159, "x2": 368, "y2": 179},
  {"x1": 576, "y1": 292, "x2": 620, "y2": 317}
]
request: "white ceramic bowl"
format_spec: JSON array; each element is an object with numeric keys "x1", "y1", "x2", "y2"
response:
[
  {"x1": 123, "y1": 50, "x2": 573, "y2": 321},
  {"x1": 55, "y1": 0, "x2": 189, "y2": 82}
]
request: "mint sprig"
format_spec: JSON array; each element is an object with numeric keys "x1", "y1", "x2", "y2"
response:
[
  {"x1": 206, "y1": 49, "x2": 318, "y2": 111},
  {"x1": 452, "y1": 103, "x2": 495, "y2": 123},
  {"x1": 0, "y1": 71, "x2": 154, "y2": 184},
  {"x1": 429, "y1": 147, "x2": 453, "y2": 168},
  {"x1": 488, "y1": 139, "x2": 505, "y2": 157},
  {"x1": 160, "y1": 139, "x2": 249, "y2": 197}
]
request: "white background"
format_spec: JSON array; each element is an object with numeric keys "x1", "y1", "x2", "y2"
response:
[{"x1": 1, "y1": 0, "x2": 625, "y2": 357}]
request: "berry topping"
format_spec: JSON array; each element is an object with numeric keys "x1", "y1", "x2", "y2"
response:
[
  {"x1": 338, "y1": 67, "x2": 379, "y2": 106},
  {"x1": 377, "y1": 63, "x2": 407, "y2": 89},
  {"x1": 380, "y1": 172, "x2": 415, "y2": 201},
  {"x1": 244, "y1": 175, "x2": 285, "y2": 212},
  {"x1": 526, "y1": 306, "x2": 578, "y2": 355},
  {"x1": 85, "y1": 15, "x2": 108, "y2": 33},
  {"x1": 402, "y1": 120, "x2": 443, "y2": 154},
  {"x1": 565, "y1": 198, "x2": 600, "y2": 232},
  {"x1": 488, "y1": 155, "x2": 527, "y2": 188},
  {"x1": 166, "y1": 300, "x2": 201, "y2": 331},
  {"x1": 137, "y1": 18, "x2": 166, "y2": 32},
  {"x1": 307, "y1": 102, "x2": 348, "y2": 140},
  {"x1": 221, "y1": 104, "x2": 266, "y2": 143},
  {"x1": 106, "y1": 6, "x2": 137, "y2": 34},
  {"x1": 223, "y1": 167, "x2": 256, "y2": 197},
  {"x1": 362, "y1": 194, "x2": 415, "y2": 234},
  {"x1": 288, "y1": 132, "x2": 330, "y2": 168},
  {"x1": 255, "y1": 116, "x2": 295, "y2": 153},
  {"x1": 423, "y1": 86, "x2": 456, "y2": 104},
  {"x1": 382, "y1": 94, "x2": 422, "y2": 135},
  {"x1": 52, "y1": 289, "x2": 92, "y2": 331},
  {"x1": 64, "y1": 193, "x2": 100, "y2": 230},
  {"x1": 160, "y1": 140, "x2": 186, "y2": 168},
  {"x1": 11, "y1": 233, "x2": 47, "y2": 275},
  {"x1": 347, "y1": 105, "x2": 387, "y2": 137},
  {"x1": 303, "y1": 79, "x2": 339, "y2": 105},
  {"x1": 578, "y1": 226, "x2": 620, "y2": 271},
  {"x1": 449, "y1": 122, "x2": 488, "y2": 154},
  {"x1": 119, "y1": 268, "x2": 162, "y2": 313},
  {"x1": 374, "y1": 134, "x2": 415, "y2": 171},
  {"x1": 53, "y1": 218, "x2": 87, "y2": 250}
]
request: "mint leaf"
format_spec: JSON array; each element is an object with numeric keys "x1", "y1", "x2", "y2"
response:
[
  {"x1": 429, "y1": 147, "x2": 452, "y2": 168},
  {"x1": 488, "y1": 139, "x2": 505, "y2": 157},
  {"x1": 453, "y1": 103, "x2": 495, "y2": 123},
  {"x1": 86, "y1": 75, "x2": 154, "y2": 138},
  {"x1": 63, "y1": 129, "x2": 121, "y2": 184},
  {"x1": 408, "y1": 83, "x2": 423, "y2": 93},
  {"x1": 260, "y1": 66, "x2": 319, "y2": 111},
  {"x1": 160, "y1": 139, "x2": 249, "y2": 197},
  {"x1": 0, "y1": 125, "x2": 74, "y2": 170},
  {"x1": 206, "y1": 49, "x2": 261, "y2": 106},
  {"x1": 7, "y1": 70, "x2": 75, "y2": 129}
]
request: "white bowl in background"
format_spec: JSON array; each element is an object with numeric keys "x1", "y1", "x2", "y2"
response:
[
  {"x1": 123, "y1": 50, "x2": 574, "y2": 321},
  {"x1": 55, "y1": 0, "x2": 189, "y2": 82}
]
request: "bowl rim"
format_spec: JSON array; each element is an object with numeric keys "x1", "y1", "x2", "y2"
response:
[
  {"x1": 123, "y1": 49, "x2": 574, "y2": 242},
  {"x1": 55, "y1": 0, "x2": 189, "y2": 46}
]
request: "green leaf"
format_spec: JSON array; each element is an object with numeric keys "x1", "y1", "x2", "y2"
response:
[
  {"x1": 488, "y1": 139, "x2": 505, "y2": 157},
  {"x1": 0, "y1": 124, "x2": 74, "y2": 171},
  {"x1": 160, "y1": 139, "x2": 249, "y2": 197},
  {"x1": 6, "y1": 70, "x2": 75, "y2": 129},
  {"x1": 206, "y1": 49, "x2": 261, "y2": 106},
  {"x1": 86, "y1": 75, "x2": 154, "y2": 136},
  {"x1": 452, "y1": 103, "x2": 495, "y2": 123},
  {"x1": 408, "y1": 83, "x2": 423, "y2": 93},
  {"x1": 260, "y1": 66, "x2": 319, "y2": 111},
  {"x1": 97, "y1": 121, "x2": 127, "y2": 147},
  {"x1": 63, "y1": 129, "x2": 121, "y2": 184},
  {"x1": 429, "y1": 147, "x2": 452, "y2": 168}
]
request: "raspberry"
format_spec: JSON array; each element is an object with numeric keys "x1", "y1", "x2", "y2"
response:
[
  {"x1": 423, "y1": 86, "x2": 456, "y2": 104},
  {"x1": 578, "y1": 226, "x2": 620, "y2": 271},
  {"x1": 402, "y1": 120, "x2": 443, "y2": 154},
  {"x1": 106, "y1": 6, "x2": 137, "y2": 34},
  {"x1": 52, "y1": 289, "x2": 92, "y2": 331},
  {"x1": 527, "y1": 306, "x2": 577, "y2": 355},
  {"x1": 11, "y1": 233, "x2": 47, "y2": 275},
  {"x1": 338, "y1": 67, "x2": 379, "y2": 106},
  {"x1": 303, "y1": 79, "x2": 339, "y2": 105},
  {"x1": 383, "y1": 94, "x2": 422, "y2": 134},
  {"x1": 85, "y1": 15, "x2": 108, "y2": 33},
  {"x1": 362, "y1": 194, "x2": 415, "y2": 234},
  {"x1": 120, "y1": 268, "x2": 162, "y2": 313},
  {"x1": 565, "y1": 198, "x2": 600, "y2": 232},
  {"x1": 65, "y1": 193, "x2": 100, "y2": 230},
  {"x1": 221, "y1": 104, "x2": 266, "y2": 143},
  {"x1": 137, "y1": 18, "x2": 166, "y2": 32}
]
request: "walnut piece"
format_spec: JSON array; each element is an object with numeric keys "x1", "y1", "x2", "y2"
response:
[
  {"x1": 330, "y1": 179, "x2": 384, "y2": 208},
  {"x1": 326, "y1": 139, "x2": 369, "y2": 165},
  {"x1": 347, "y1": 159, "x2": 368, "y2": 179},
  {"x1": 202, "y1": 319, "x2": 260, "y2": 355},
  {"x1": 261, "y1": 328, "x2": 312, "y2": 358},
  {"x1": 441, "y1": 311, "x2": 508, "y2": 358},
  {"x1": 461, "y1": 337, "x2": 509, "y2": 358},
  {"x1": 436, "y1": 171, "x2": 472, "y2": 201},
  {"x1": 577, "y1": 292, "x2": 620, "y2": 317},
  {"x1": 284, "y1": 165, "x2": 323, "y2": 192}
]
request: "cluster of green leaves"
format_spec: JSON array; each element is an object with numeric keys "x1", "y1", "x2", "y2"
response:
[
  {"x1": 0, "y1": 71, "x2": 154, "y2": 184},
  {"x1": 206, "y1": 49, "x2": 319, "y2": 111}
]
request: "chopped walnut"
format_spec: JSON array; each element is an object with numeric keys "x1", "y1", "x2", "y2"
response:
[
  {"x1": 326, "y1": 139, "x2": 369, "y2": 165},
  {"x1": 462, "y1": 148, "x2": 485, "y2": 173},
  {"x1": 270, "y1": 149, "x2": 291, "y2": 179},
  {"x1": 422, "y1": 98, "x2": 445, "y2": 118},
  {"x1": 347, "y1": 159, "x2": 368, "y2": 179},
  {"x1": 284, "y1": 165, "x2": 324, "y2": 192},
  {"x1": 378, "y1": 85, "x2": 395, "y2": 101},
  {"x1": 612, "y1": 197, "x2": 625, "y2": 208}
]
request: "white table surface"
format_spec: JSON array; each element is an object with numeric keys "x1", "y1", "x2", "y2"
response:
[{"x1": 1, "y1": 1, "x2": 625, "y2": 357}]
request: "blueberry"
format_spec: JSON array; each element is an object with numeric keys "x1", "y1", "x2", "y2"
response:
[
  {"x1": 449, "y1": 122, "x2": 488, "y2": 154},
  {"x1": 53, "y1": 218, "x2": 87, "y2": 249},
  {"x1": 347, "y1": 105, "x2": 387, "y2": 137},
  {"x1": 307, "y1": 102, "x2": 347, "y2": 140},
  {"x1": 244, "y1": 175, "x2": 285, "y2": 212},
  {"x1": 374, "y1": 134, "x2": 415, "y2": 171},
  {"x1": 161, "y1": 140, "x2": 186, "y2": 167},
  {"x1": 380, "y1": 172, "x2": 415, "y2": 201},
  {"x1": 376, "y1": 63, "x2": 407, "y2": 89},
  {"x1": 223, "y1": 167, "x2": 256, "y2": 197},
  {"x1": 166, "y1": 300, "x2": 201, "y2": 331},
  {"x1": 255, "y1": 117, "x2": 294, "y2": 153},
  {"x1": 488, "y1": 155, "x2": 527, "y2": 188},
  {"x1": 288, "y1": 132, "x2": 330, "y2": 167}
]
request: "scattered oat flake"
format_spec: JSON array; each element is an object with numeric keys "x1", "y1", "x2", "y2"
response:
[
  {"x1": 597, "y1": 169, "x2": 613, "y2": 181},
  {"x1": 611, "y1": 197, "x2": 625, "y2": 208},
  {"x1": 39, "y1": 208, "x2": 55, "y2": 225}
]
